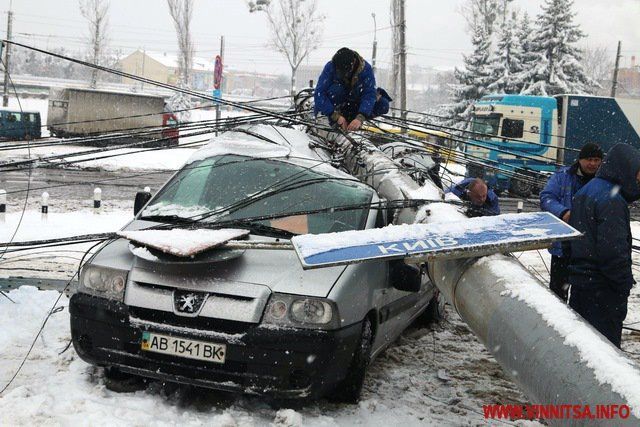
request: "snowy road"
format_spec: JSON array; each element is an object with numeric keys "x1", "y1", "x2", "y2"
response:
[
  {"x1": 0, "y1": 286, "x2": 542, "y2": 427},
  {"x1": 5, "y1": 249, "x2": 640, "y2": 426},
  {"x1": 8, "y1": 164, "x2": 634, "y2": 218},
  {"x1": 2, "y1": 131, "x2": 640, "y2": 424},
  {"x1": 0, "y1": 167, "x2": 171, "y2": 211}
]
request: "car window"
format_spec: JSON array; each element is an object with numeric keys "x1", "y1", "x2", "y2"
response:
[{"x1": 144, "y1": 155, "x2": 374, "y2": 234}]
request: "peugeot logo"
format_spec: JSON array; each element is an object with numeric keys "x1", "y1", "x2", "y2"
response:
[{"x1": 173, "y1": 291, "x2": 208, "y2": 316}]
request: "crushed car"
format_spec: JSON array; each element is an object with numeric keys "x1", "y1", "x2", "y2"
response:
[{"x1": 69, "y1": 124, "x2": 442, "y2": 402}]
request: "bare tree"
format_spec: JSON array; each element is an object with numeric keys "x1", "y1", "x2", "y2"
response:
[
  {"x1": 79, "y1": 0, "x2": 109, "y2": 88},
  {"x1": 249, "y1": 0, "x2": 325, "y2": 94},
  {"x1": 582, "y1": 46, "x2": 614, "y2": 95},
  {"x1": 458, "y1": 0, "x2": 513, "y2": 35},
  {"x1": 167, "y1": 0, "x2": 194, "y2": 87}
]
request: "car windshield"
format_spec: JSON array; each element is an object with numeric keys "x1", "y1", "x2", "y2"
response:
[
  {"x1": 141, "y1": 155, "x2": 374, "y2": 234},
  {"x1": 471, "y1": 115, "x2": 501, "y2": 140}
]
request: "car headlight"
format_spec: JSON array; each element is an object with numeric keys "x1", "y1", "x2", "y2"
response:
[
  {"x1": 79, "y1": 265, "x2": 127, "y2": 300},
  {"x1": 263, "y1": 293, "x2": 339, "y2": 330}
]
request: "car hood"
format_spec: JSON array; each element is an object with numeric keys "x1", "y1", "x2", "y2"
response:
[{"x1": 89, "y1": 220, "x2": 347, "y2": 298}]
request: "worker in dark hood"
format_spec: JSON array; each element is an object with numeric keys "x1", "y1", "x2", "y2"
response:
[
  {"x1": 314, "y1": 47, "x2": 392, "y2": 132},
  {"x1": 540, "y1": 142, "x2": 604, "y2": 301},
  {"x1": 568, "y1": 143, "x2": 640, "y2": 348}
]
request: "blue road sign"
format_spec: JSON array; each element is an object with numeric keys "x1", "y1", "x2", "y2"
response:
[
  {"x1": 212, "y1": 88, "x2": 222, "y2": 105},
  {"x1": 292, "y1": 211, "x2": 581, "y2": 269}
]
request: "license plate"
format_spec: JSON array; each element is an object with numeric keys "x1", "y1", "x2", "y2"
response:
[{"x1": 141, "y1": 331, "x2": 226, "y2": 364}]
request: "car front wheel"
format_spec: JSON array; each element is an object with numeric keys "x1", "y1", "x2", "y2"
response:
[
  {"x1": 103, "y1": 367, "x2": 148, "y2": 393},
  {"x1": 329, "y1": 317, "x2": 373, "y2": 403}
]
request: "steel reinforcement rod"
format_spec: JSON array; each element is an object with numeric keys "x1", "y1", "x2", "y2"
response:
[{"x1": 326, "y1": 128, "x2": 640, "y2": 426}]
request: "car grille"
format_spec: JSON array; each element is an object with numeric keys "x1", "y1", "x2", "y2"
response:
[{"x1": 128, "y1": 306, "x2": 253, "y2": 335}]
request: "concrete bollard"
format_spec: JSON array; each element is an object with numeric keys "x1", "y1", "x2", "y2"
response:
[
  {"x1": 517, "y1": 200, "x2": 524, "y2": 213},
  {"x1": 0, "y1": 189, "x2": 6, "y2": 223},
  {"x1": 94, "y1": 188, "x2": 102, "y2": 213},
  {"x1": 41, "y1": 191, "x2": 49, "y2": 221}
]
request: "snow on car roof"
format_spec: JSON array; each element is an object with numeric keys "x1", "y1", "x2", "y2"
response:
[{"x1": 187, "y1": 124, "x2": 358, "y2": 181}]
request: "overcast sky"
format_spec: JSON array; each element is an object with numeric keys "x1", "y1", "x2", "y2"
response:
[{"x1": 1, "y1": 0, "x2": 639, "y2": 75}]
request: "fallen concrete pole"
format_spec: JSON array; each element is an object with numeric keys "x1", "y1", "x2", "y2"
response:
[{"x1": 330, "y1": 133, "x2": 640, "y2": 425}]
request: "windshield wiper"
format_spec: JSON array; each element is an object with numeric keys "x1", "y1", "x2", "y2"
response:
[
  {"x1": 210, "y1": 218, "x2": 295, "y2": 239},
  {"x1": 138, "y1": 214, "x2": 195, "y2": 224}
]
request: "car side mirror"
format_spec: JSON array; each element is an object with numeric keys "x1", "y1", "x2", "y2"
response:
[
  {"x1": 134, "y1": 191, "x2": 152, "y2": 216},
  {"x1": 389, "y1": 260, "x2": 422, "y2": 292}
]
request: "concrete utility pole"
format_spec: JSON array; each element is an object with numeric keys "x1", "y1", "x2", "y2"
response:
[
  {"x1": 371, "y1": 13, "x2": 377, "y2": 74},
  {"x1": 3, "y1": 0, "x2": 13, "y2": 107},
  {"x1": 398, "y1": 0, "x2": 407, "y2": 130},
  {"x1": 611, "y1": 40, "x2": 622, "y2": 98},
  {"x1": 389, "y1": 0, "x2": 399, "y2": 117}
]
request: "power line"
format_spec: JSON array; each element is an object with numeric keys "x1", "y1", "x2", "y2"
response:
[{"x1": 389, "y1": 106, "x2": 578, "y2": 147}]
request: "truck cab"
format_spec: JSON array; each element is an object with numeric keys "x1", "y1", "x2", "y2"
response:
[
  {"x1": 466, "y1": 95, "x2": 559, "y2": 195},
  {"x1": 467, "y1": 94, "x2": 640, "y2": 196},
  {"x1": 0, "y1": 109, "x2": 42, "y2": 140}
]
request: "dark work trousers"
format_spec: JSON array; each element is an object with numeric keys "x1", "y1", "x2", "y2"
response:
[
  {"x1": 569, "y1": 283, "x2": 629, "y2": 348},
  {"x1": 549, "y1": 255, "x2": 570, "y2": 302}
]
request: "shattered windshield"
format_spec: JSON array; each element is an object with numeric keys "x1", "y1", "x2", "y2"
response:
[
  {"x1": 142, "y1": 155, "x2": 374, "y2": 234},
  {"x1": 471, "y1": 115, "x2": 501, "y2": 140}
]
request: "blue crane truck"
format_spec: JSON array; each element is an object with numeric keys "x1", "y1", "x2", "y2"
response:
[{"x1": 465, "y1": 94, "x2": 640, "y2": 196}]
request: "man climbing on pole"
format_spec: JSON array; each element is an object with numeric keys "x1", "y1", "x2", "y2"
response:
[{"x1": 314, "y1": 47, "x2": 391, "y2": 132}]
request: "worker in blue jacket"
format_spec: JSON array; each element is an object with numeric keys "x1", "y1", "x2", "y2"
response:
[
  {"x1": 568, "y1": 144, "x2": 640, "y2": 348},
  {"x1": 540, "y1": 143, "x2": 603, "y2": 301},
  {"x1": 314, "y1": 47, "x2": 391, "y2": 132},
  {"x1": 446, "y1": 177, "x2": 500, "y2": 217}
]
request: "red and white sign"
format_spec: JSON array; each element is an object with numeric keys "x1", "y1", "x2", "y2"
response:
[{"x1": 214, "y1": 55, "x2": 223, "y2": 90}]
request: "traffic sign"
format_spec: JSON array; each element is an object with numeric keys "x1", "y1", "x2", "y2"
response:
[
  {"x1": 214, "y1": 55, "x2": 223, "y2": 90},
  {"x1": 292, "y1": 212, "x2": 581, "y2": 269}
]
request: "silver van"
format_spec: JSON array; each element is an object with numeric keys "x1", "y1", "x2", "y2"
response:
[{"x1": 69, "y1": 125, "x2": 440, "y2": 402}]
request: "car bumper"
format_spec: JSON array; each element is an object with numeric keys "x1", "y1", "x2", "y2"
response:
[{"x1": 69, "y1": 293, "x2": 362, "y2": 399}]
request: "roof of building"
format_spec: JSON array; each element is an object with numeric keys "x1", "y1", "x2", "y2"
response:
[{"x1": 144, "y1": 51, "x2": 216, "y2": 72}]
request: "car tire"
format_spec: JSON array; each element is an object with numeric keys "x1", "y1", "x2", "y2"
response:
[
  {"x1": 103, "y1": 367, "x2": 148, "y2": 393},
  {"x1": 466, "y1": 164, "x2": 485, "y2": 179},
  {"x1": 415, "y1": 289, "x2": 446, "y2": 327},
  {"x1": 329, "y1": 317, "x2": 373, "y2": 404},
  {"x1": 510, "y1": 177, "x2": 533, "y2": 197}
]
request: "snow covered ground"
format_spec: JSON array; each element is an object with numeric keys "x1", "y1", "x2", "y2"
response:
[
  {"x1": 0, "y1": 210, "x2": 132, "y2": 279},
  {"x1": 0, "y1": 118, "x2": 637, "y2": 424},
  {"x1": 3, "y1": 207, "x2": 640, "y2": 425},
  {"x1": 0, "y1": 287, "x2": 543, "y2": 427}
]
